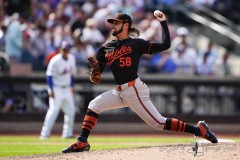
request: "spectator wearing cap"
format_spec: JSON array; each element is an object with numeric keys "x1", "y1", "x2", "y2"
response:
[
  {"x1": 171, "y1": 40, "x2": 198, "y2": 75},
  {"x1": 170, "y1": 27, "x2": 198, "y2": 74},
  {"x1": 171, "y1": 27, "x2": 196, "y2": 52}
]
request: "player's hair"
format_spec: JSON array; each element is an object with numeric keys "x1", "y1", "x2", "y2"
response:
[{"x1": 129, "y1": 27, "x2": 140, "y2": 38}]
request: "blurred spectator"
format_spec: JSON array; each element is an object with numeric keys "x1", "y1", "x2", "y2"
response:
[
  {"x1": 195, "y1": 41, "x2": 218, "y2": 75},
  {"x1": 54, "y1": 0, "x2": 71, "y2": 24},
  {"x1": 21, "y1": 22, "x2": 38, "y2": 68},
  {"x1": 0, "y1": 24, "x2": 9, "y2": 72},
  {"x1": 70, "y1": 40, "x2": 95, "y2": 74},
  {"x1": 60, "y1": 0, "x2": 74, "y2": 19},
  {"x1": 41, "y1": 0, "x2": 60, "y2": 10},
  {"x1": 97, "y1": 0, "x2": 122, "y2": 8},
  {"x1": 45, "y1": 32, "x2": 57, "y2": 56},
  {"x1": 144, "y1": 0, "x2": 157, "y2": 12},
  {"x1": 62, "y1": 25, "x2": 74, "y2": 45},
  {"x1": 5, "y1": 13, "x2": 25, "y2": 63},
  {"x1": 170, "y1": 27, "x2": 198, "y2": 75},
  {"x1": 139, "y1": 54, "x2": 151, "y2": 73},
  {"x1": 44, "y1": 46, "x2": 60, "y2": 67},
  {"x1": 144, "y1": 19, "x2": 162, "y2": 41},
  {"x1": 29, "y1": 24, "x2": 48, "y2": 70},
  {"x1": 171, "y1": 27, "x2": 196, "y2": 51},
  {"x1": 171, "y1": 42, "x2": 198, "y2": 74},
  {"x1": 92, "y1": 3, "x2": 119, "y2": 37},
  {"x1": 150, "y1": 51, "x2": 176, "y2": 73},
  {"x1": 192, "y1": 0, "x2": 215, "y2": 7},
  {"x1": 81, "y1": 2, "x2": 96, "y2": 17},
  {"x1": 220, "y1": 50, "x2": 231, "y2": 77},
  {"x1": 232, "y1": 0, "x2": 240, "y2": 24},
  {"x1": 0, "y1": 51, "x2": 9, "y2": 72},
  {"x1": 31, "y1": 1, "x2": 52, "y2": 24},
  {"x1": 0, "y1": 24, "x2": 7, "y2": 52},
  {"x1": 121, "y1": 0, "x2": 144, "y2": 15},
  {"x1": 69, "y1": 10, "x2": 86, "y2": 33},
  {"x1": 161, "y1": 0, "x2": 180, "y2": 21},
  {"x1": 81, "y1": 18, "x2": 105, "y2": 48},
  {"x1": 212, "y1": 0, "x2": 232, "y2": 19}
]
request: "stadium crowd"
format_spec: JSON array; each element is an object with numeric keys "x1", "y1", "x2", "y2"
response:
[
  {"x1": 0, "y1": 0, "x2": 237, "y2": 74},
  {"x1": 0, "y1": 0, "x2": 239, "y2": 113}
]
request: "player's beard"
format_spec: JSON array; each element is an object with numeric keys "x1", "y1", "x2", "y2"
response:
[{"x1": 112, "y1": 24, "x2": 124, "y2": 36}]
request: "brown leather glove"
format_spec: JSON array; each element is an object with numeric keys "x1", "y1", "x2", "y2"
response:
[{"x1": 87, "y1": 57, "x2": 101, "y2": 84}]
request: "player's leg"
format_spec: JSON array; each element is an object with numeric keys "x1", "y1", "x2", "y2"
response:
[
  {"x1": 80, "y1": 89, "x2": 127, "y2": 138},
  {"x1": 121, "y1": 81, "x2": 166, "y2": 130},
  {"x1": 122, "y1": 79, "x2": 217, "y2": 143},
  {"x1": 62, "y1": 89, "x2": 127, "y2": 153},
  {"x1": 61, "y1": 88, "x2": 76, "y2": 138},
  {"x1": 40, "y1": 88, "x2": 62, "y2": 139}
]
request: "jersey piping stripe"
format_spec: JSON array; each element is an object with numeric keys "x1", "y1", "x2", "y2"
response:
[
  {"x1": 147, "y1": 42, "x2": 153, "y2": 54},
  {"x1": 133, "y1": 85, "x2": 164, "y2": 125}
]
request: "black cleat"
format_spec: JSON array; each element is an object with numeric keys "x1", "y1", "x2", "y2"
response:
[
  {"x1": 197, "y1": 121, "x2": 218, "y2": 143},
  {"x1": 62, "y1": 141, "x2": 90, "y2": 153}
]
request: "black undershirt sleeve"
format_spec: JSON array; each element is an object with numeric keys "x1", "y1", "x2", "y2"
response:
[{"x1": 148, "y1": 20, "x2": 171, "y2": 53}]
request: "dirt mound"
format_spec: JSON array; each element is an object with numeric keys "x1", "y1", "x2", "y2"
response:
[{"x1": 4, "y1": 142, "x2": 240, "y2": 160}]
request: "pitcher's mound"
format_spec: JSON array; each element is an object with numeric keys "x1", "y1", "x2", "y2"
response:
[{"x1": 10, "y1": 142, "x2": 240, "y2": 160}]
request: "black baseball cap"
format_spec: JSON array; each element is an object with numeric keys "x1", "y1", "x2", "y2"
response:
[{"x1": 107, "y1": 13, "x2": 132, "y2": 27}]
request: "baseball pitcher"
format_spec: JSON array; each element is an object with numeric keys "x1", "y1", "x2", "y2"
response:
[{"x1": 62, "y1": 11, "x2": 217, "y2": 153}]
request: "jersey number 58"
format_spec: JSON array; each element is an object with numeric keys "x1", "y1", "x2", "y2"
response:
[{"x1": 120, "y1": 57, "x2": 132, "y2": 67}]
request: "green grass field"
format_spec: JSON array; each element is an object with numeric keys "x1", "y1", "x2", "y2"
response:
[{"x1": 0, "y1": 135, "x2": 239, "y2": 158}]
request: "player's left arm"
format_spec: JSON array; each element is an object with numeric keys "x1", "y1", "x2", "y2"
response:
[
  {"x1": 150, "y1": 22, "x2": 171, "y2": 52},
  {"x1": 146, "y1": 11, "x2": 171, "y2": 53}
]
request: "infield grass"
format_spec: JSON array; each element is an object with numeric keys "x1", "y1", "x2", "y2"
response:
[{"x1": 0, "y1": 135, "x2": 239, "y2": 158}]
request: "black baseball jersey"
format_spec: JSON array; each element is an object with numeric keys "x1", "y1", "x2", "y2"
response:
[{"x1": 97, "y1": 21, "x2": 170, "y2": 85}]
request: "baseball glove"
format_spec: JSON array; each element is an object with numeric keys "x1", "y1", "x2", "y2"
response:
[{"x1": 87, "y1": 57, "x2": 101, "y2": 84}]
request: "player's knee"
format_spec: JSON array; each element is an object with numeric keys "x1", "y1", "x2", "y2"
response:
[
  {"x1": 88, "y1": 99, "x2": 101, "y2": 114},
  {"x1": 149, "y1": 118, "x2": 166, "y2": 130}
]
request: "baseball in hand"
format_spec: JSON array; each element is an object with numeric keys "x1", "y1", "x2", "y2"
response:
[{"x1": 154, "y1": 10, "x2": 163, "y2": 18}]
